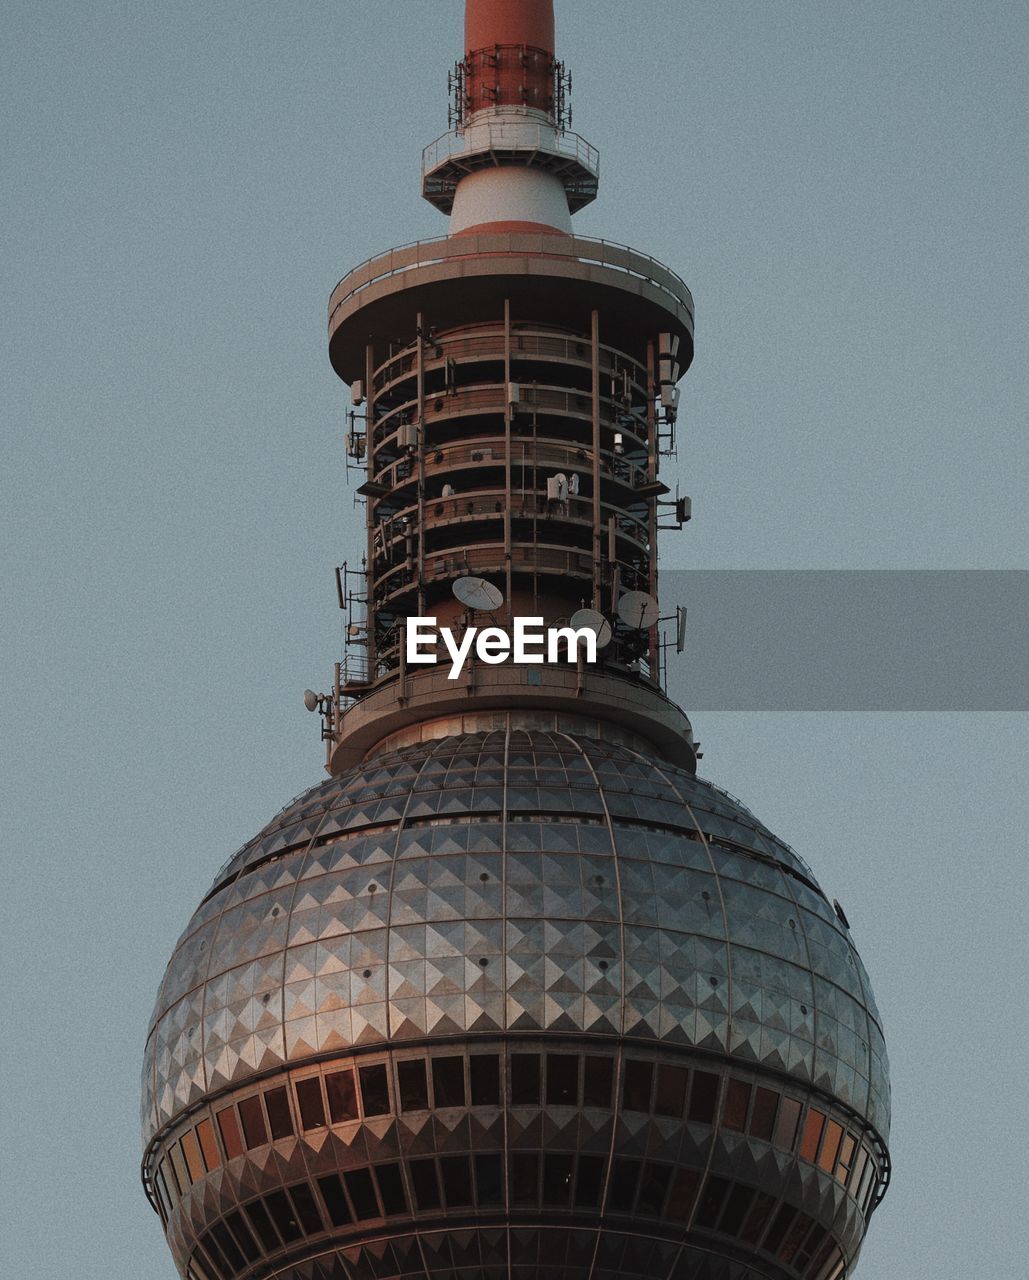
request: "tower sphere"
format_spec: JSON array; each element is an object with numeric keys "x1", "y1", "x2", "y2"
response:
[
  {"x1": 142, "y1": 3, "x2": 890, "y2": 1278},
  {"x1": 142, "y1": 728, "x2": 889, "y2": 1280}
]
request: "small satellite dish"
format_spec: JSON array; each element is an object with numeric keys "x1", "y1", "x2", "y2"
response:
[
  {"x1": 453, "y1": 576, "x2": 504, "y2": 612},
  {"x1": 303, "y1": 689, "x2": 320, "y2": 712},
  {"x1": 570, "y1": 607, "x2": 613, "y2": 649},
  {"x1": 617, "y1": 590, "x2": 660, "y2": 629}
]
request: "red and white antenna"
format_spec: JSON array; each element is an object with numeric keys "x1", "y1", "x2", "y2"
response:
[{"x1": 422, "y1": 0, "x2": 599, "y2": 236}]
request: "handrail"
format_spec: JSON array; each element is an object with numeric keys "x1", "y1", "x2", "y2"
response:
[
  {"x1": 423, "y1": 121, "x2": 600, "y2": 176},
  {"x1": 371, "y1": 435, "x2": 652, "y2": 493},
  {"x1": 371, "y1": 383, "x2": 650, "y2": 451},
  {"x1": 373, "y1": 329, "x2": 648, "y2": 393},
  {"x1": 373, "y1": 490, "x2": 651, "y2": 553},
  {"x1": 329, "y1": 233, "x2": 694, "y2": 330}
]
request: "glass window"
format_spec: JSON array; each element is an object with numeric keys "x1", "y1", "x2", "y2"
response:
[
  {"x1": 622, "y1": 1060, "x2": 653, "y2": 1112},
  {"x1": 836, "y1": 1132, "x2": 857, "y2": 1185},
  {"x1": 317, "y1": 1174, "x2": 352, "y2": 1228},
  {"x1": 188, "y1": 1256, "x2": 213, "y2": 1280},
  {"x1": 819, "y1": 1120, "x2": 844, "y2": 1173},
  {"x1": 813, "y1": 1243, "x2": 843, "y2": 1280},
  {"x1": 546, "y1": 1054, "x2": 579, "y2": 1106},
  {"x1": 375, "y1": 1163, "x2": 407, "y2": 1215},
  {"x1": 808, "y1": 1239, "x2": 837, "y2": 1280},
  {"x1": 295, "y1": 1078, "x2": 326, "y2": 1130},
  {"x1": 638, "y1": 1162, "x2": 672, "y2": 1216},
  {"x1": 288, "y1": 1182, "x2": 323, "y2": 1235},
  {"x1": 410, "y1": 1158, "x2": 441, "y2": 1211},
  {"x1": 763, "y1": 1203, "x2": 797, "y2": 1254},
  {"x1": 608, "y1": 1158, "x2": 642, "y2": 1212},
  {"x1": 858, "y1": 1154, "x2": 878, "y2": 1211},
  {"x1": 749, "y1": 1087, "x2": 778, "y2": 1141},
  {"x1": 722, "y1": 1079, "x2": 752, "y2": 1132},
  {"x1": 359, "y1": 1063, "x2": 391, "y2": 1116},
  {"x1": 739, "y1": 1190, "x2": 777, "y2": 1245},
  {"x1": 209, "y1": 1222, "x2": 245, "y2": 1271},
  {"x1": 694, "y1": 1175, "x2": 731, "y2": 1230},
  {"x1": 326, "y1": 1068, "x2": 358, "y2": 1123},
  {"x1": 511, "y1": 1053, "x2": 541, "y2": 1105},
  {"x1": 154, "y1": 1164, "x2": 174, "y2": 1216},
  {"x1": 665, "y1": 1168, "x2": 701, "y2": 1222},
  {"x1": 441, "y1": 1155, "x2": 473, "y2": 1207},
  {"x1": 264, "y1": 1087, "x2": 294, "y2": 1140},
  {"x1": 583, "y1": 1056, "x2": 613, "y2": 1108},
  {"x1": 797, "y1": 1224, "x2": 827, "y2": 1273},
  {"x1": 719, "y1": 1183, "x2": 755, "y2": 1237},
  {"x1": 243, "y1": 1197, "x2": 281, "y2": 1251},
  {"x1": 688, "y1": 1070, "x2": 719, "y2": 1124},
  {"x1": 850, "y1": 1145, "x2": 868, "y2": 1198},
  {"x1": 542, "y1": 1153, "x2": 575, "y2": 1206},
  {"x1": 431, "y1": 1056, "x2": 466, "y2": 1108},
  {"x1": 398, "y1": 1060, "x2": 429, "y2": 1111},
  {"x1": 654, "y1": 1064, "x2": 688, "y2": 1117},
  {"x1": 475, "y1": 1153, "x2": 504, "y2": 1206},
  {"x1": 238, "y1": 1096, "x2": 268, "y2": 1149},
  {"x1": 778, "y1": 1212, "x2": 814, "y2": 1265},
  {"x1": 511, "y1": 1152, "x2": 539, "y2": 1205},
  {"x1": 263, "y1": 1190, "x2": 302, "y2": 1243},
  {"x1": 197, "y1": 1234, "x2": 228, "y2": 1279},
  {"x1": 196, "y1": 1119, "x2": 221, "y2": 1171},
  {"x1": 216, "y1": 1106, "x2": 245, "y2": 1160},
  {"x1": 773, "y1": 1096, "x2": 802, "y2": 1151},
  {"x1": 181, "y1": 1131, "x2": 205, "y2": 1183},
  {"x1": 470, "y1": 1054, "x2": 500, "y2": 1105},
  {"x1": 799, "y1": 1108, "x2": 826, "y2": 1162},
  {"x1": 169, "y1": 1142, "x2": 191, "y2": 1193},
  {"x1": 160, "y1": 1155, "x2": 180, "y2": 1200},
  {"x1": 574, "y1": 1155, "x2": 604, "y2": 1208},
  {"x1": 344, "y1": 1168, "x2": 379, "y2": 1220},
  {"x1": 223, "y1": 1210, "x2": 260, "y2": 1263}
]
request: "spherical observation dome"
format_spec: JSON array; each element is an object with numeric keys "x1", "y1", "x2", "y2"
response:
[{"x1": 142, "y1": 727, "x2": 890, "y2": 1280}]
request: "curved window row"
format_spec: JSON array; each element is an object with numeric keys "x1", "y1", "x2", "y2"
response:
[
  {"x1": 153, "y1": 1049, "x2": 882, "y2": 1228},
  {"x1": 187, "y1": 1155, "x2": 848, "y2": 1280}
]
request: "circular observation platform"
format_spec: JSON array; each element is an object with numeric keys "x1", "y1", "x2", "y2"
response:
[{"x1": 328, "y1": 233, "x2": 695, "y2": 385}]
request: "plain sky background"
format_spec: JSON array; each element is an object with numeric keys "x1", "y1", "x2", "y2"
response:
[{"x1": 2, "y1": 2, "x2": 1026, "y2": 1277}]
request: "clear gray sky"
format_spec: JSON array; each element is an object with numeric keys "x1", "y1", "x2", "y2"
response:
[{"x1": 2, "y1": 2, "x2": 1026, "y2": 1277}]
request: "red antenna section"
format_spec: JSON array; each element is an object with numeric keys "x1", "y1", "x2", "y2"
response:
[
  {"x1": 465, "y1": 0, "x2": 555, "y2": 56},
  {"x1": 464, "y1": 0, "x2": 557, "y2": 117}
]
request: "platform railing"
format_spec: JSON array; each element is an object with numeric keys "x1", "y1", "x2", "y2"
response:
[{"x1": 329, "y1": 234, "x2": 695, "y2": 331}]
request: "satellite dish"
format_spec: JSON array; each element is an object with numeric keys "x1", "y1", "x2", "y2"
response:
[
  {"x1": 303, "y1": 689, "x2": 320, "y2": 712},
  {"x1": 453, "y1": 576, "x2": 504, "y2": 612},
  {"x1": 570, "y1": 607, "x2": 613, "y2": 650},
  {"x1": 617, "y1": 590, "x2": 660, "y2": 629}
]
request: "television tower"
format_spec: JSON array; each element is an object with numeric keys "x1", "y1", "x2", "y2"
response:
[{"x1": 141, "y1": 5, "x2": 891, "y2": 1279}]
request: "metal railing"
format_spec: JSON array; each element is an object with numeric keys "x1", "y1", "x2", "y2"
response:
[
  {"x1": 330, "y1": 234, "x2": 695, "y2": 332},
  {"x1": 422, "y1": 120, "x2": 600, "y2": 177},
  {"x1": 373, "y1": 329, "x2": 648, "y2": 394}
]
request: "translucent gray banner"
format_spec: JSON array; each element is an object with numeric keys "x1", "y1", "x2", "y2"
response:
[{"x1": 659, "y1": 570, "x2": 1027, "y2": 711}]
